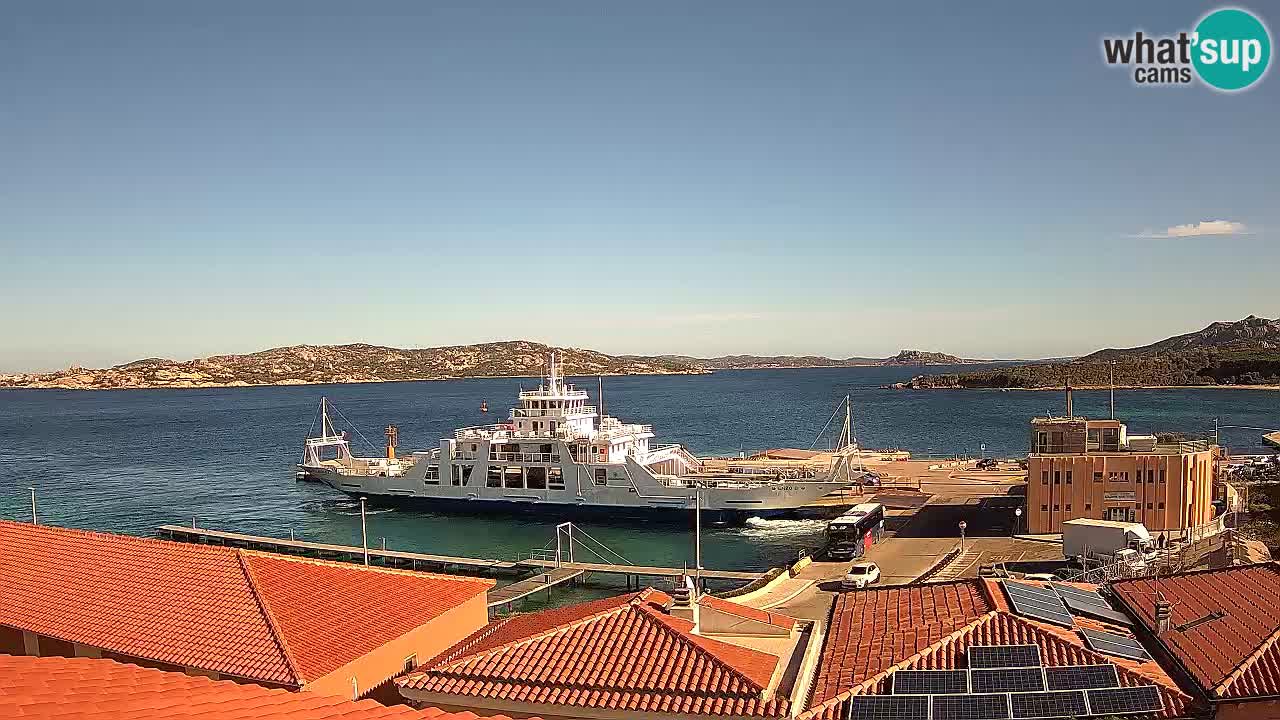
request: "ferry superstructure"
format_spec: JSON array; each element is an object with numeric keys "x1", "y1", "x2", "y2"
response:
[{"x1": 298, "y1": 355, "x2": 859, "y2": 524}]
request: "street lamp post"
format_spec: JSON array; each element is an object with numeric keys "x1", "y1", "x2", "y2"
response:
[
  {"x1": 360, "y1": 496, "x2": 369, "y2": 566},
  {"x1": 29, "y1": 487, "x2": 37, "y2": 525},
  {"x1": 959, "y1": 520, "x2": 968, "y2": 552},
  {"x1": 1015, "y1": 507, "x2": 1023, "y2": 536}
]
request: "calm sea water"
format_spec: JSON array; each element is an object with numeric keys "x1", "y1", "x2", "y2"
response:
[{"x1": 1, "y1": 366, "x2": 1275, "y2": 585}]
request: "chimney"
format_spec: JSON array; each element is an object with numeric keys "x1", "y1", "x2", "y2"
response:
[
  {"x1": 1155, "y1": 594, "x2": 1172, "y2": 635},
  {"x1": 1065, "y1": 381, "x2": 1073, "y2": 417},
  {"x1": 670, "y1": 575, "x2": 696, "y2": 624}
]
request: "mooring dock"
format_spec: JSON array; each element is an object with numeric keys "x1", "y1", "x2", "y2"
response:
[{"x1": 156, "y1": 525, "x2": 764, "y2": 609}]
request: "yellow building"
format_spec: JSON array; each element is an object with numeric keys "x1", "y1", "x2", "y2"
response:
[{"x1": 1025, "y1": 415, "x2": 1218, "y2": 535}]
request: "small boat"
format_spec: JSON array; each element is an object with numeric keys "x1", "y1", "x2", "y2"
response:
[{"x1": 480, "y1": 399, "x2": 488, "y2": 413}]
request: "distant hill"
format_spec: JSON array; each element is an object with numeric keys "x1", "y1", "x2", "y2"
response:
[
  {"x1": 900, "y1": 316, "x2": 1280, "y2": 389},
  {"x1": 1081, "y1": 315, "x2": 1280, "y2": 361},
  {"x1": 642, "y1": 349, "x2": 986, "y2": 370},
  {"x1": 0, "y1": 342, "x2": 707, "y2": 390}
]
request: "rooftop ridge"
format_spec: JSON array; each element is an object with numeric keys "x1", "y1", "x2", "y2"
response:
[
  {"x1": 635, "y1": 600, "x2": 773, "y2": 693},
  {"x1": 1214, "y1": 619, "x2": 1280, "y2": 696},
  {"x1": 237, "y1": 551, "x2": 305, "y2": 686},
  {"x1": 238, "y1": 546, "x2": 496, "y2": 586},
  {"x1": 430, "y1": 592, "x2": 650, "y2": 671}
]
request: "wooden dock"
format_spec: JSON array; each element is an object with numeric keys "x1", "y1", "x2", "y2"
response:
[
  {"x1": 157, "y1": 524, "x2": 763, "y2": 587},
  {"x1": 487, "y1": 567, "x2": 586, "y2": 610}
]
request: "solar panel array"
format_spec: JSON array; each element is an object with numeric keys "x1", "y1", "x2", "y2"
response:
[
  {"x1": 862, "y1": 642, "x2": 1162, "y2": 720},
  {"x1": 1079, "y1": 628, "x2": 1152, "y2": 661},
  {"x1": 1002, "y1": 582, "x2": 1074, "y2": 628},
  {"x1": 1051, "y1": 583, "x2": 1134, "y2": 628}
]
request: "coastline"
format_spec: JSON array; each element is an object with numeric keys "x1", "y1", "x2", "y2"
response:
[{"x1": 901, "y1": 384, "x2": 1280, "y2": 392}]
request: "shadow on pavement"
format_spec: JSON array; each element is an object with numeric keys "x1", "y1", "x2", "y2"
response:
[{"x1": 895, "y1": 497, "x2": 1026, "y2": 538}]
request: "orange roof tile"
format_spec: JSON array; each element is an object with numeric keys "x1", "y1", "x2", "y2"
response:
[
  {"x1": 0, "y1": 654, "x2": 533, "y2": 720},
  {"x1": 0, "y1": 520, "x2": 492, "y2": 687},
  {"x1": 1113, "y1": 562, "x2": 1280, "y2": 700},
  {"x1": 700, "y1": 594, "x2": 797, "y2": 630},
  {"x1": 399, "y1": 590, "x2": 789, "y2": 717},
  {"x1": 803, "y1": 579, "x2": 1194, "y2": 720}
]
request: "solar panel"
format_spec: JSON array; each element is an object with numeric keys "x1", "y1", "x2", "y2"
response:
[
  {"x1": 1086, "y1": 686, "x2": 1162, "y2": 715},
  {"x1": 971, "y1": 668, "x2": 1046, "y2": 694},
  {"x1": 1003, "y1": 582, "x2": 1075, "y2": 628},
  {"x1": 1009, "y1": 690, "x2": 1089, "y2": 719},
  {"x1": 848, "y1": 695, "x2": 930, "y2": 720},
  {"x1": 930, "y1": 693, "x2": 1011, "y2": 720},
  {"x1": 1079, "y1": 628, "x2": 1152, "y2": 661},
  {"x1": 894, "y1": 670, "x2": 971, "y2": 695},
  {"x1": 1044, "y1": 665, "x2": 1120, "y2": 691},
  {"x1": 1049, "y1": 583, "x2": 1107, "y2": 607},
  {"x1": 969, "y1": 645, "x2": 1043, "y2": 669},
  {"x1": 1060, "y1": 595, "x2": 1134, "y2": 627}
]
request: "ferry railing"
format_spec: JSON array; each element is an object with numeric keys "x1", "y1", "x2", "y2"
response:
[
  {"x1": 489, "y1": 452, "x2": 560, "y2": 463},
  {"x1": 512, "y1": 406, "x2": 596, "y2": 418}
]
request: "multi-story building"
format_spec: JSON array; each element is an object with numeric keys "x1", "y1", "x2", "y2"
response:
[{"x1": 1025, "y1": 413, "x2": 1218, "y2": 535}]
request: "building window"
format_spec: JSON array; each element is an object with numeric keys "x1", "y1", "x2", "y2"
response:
[
  {"x1": 403, "y1": 655, "x2": 417, "y2": 673},
  {"x1": 1093, "y1": 472, "x2": 1103, "y2": 482},
  {"x1": 1066, "y1": 504, "x2": 1072, "y2": 512},
  {"x1": 1066, "y1": 470, "x2": 1073, "y2": 484},
  {"x1": 1158, "y1": 502, "x2": 1165, "y2": 509},
  {"x1": 1085, "y1": 503, "x2": 1092, "y2": 511},
  {"x1": 1146, "y1": 503, "x2": 1154, "y2": 510},
  {"x1": 1040, "y1": 505, "x2": 1048, "y2": 512},
  {"x1": 1054, "y1": 471, "x2": 1061, "y2": 485},
  {"x1": 1041, "y1": 471, "x2": 1049, "y2": 485},
  {"x1": 1053, "y1": 504, "x2": 1060, "y2": 511},
  {"x1": 1159, "y1": 469, "x2": 1167, "y2": 483},
  {"x1": 1147, "y1": 470, "x2": 1154, "y2": 483}
]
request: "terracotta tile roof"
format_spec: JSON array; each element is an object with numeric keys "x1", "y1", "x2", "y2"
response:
[
  {"x1": 399, "y1": 589, "x2": 789, "y2": 717},
  {"x1": 0, "y1": 654, "x2": 533, "y2": 720},
  {"x1": 700, "y1": 594, "x2": 797, "y2": 630},
  {"x1": 0, "y1": 520, "x2": 492, "y2": 686},
  {"x1": 1112, "y1": 562, "x2": 1280, "y2": 700},
  {"x1": 803, "y1": 579, "x2": 1194, "y2": 720}
]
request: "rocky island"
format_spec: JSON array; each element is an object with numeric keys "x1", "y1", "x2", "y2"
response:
[{"x1": 897, "y1": 315, "x2": 1280, "y2": 390}]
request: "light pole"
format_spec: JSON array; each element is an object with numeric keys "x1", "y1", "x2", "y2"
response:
[
  {"x1": 1015, "y1": 507, "x2": 1023, "y2": 536},
  {"x1": 694, "y1": 487, "x2": 703, "y2": 595},
  {"x1": 360, "y1": 496, "x2": 369, "y2": 566},
  {"x1": 959, "y1": 520, "x2": 967, "y2": 552},
  {"x1": 29, "y1": 487, "x2": 36, "y2": 525}
]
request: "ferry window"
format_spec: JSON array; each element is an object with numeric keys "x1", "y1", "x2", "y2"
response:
[
  {"x1": 470, "y1": 444, "x2": 477, "y2": 452},
  {"x1": 594, "y1": 468, "x2": 606, "y2": 485},
  {"x1": 541, "y1": 444, "x2": 553, "y2": 454},
  {"x1": 527, "y1": 466, "x2": 547, "y2": 490},
  {"x1": 549, "y1": 467, "x2": 564, "y2": 489},
  {"x1": 461, "y1": 465, "x2": 473, "y2": 486},
  {"x1": 504, "y1": 466, "x2": 523, "y2": 489},
  {"x1": 487, "y1": 466, "x2": 502, "y2": 487},
  {"x1": 451, "y1": 465, "x2": 462, "y2": 486}
]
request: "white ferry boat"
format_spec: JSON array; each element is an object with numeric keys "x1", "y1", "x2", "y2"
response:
[{"x1": 297, "y1": 355, "x2": 860, "y2": 524}]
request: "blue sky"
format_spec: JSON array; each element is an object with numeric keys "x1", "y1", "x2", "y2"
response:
[{"x1": 2, "y1": 1, "x2": 1277, "y2": 372}]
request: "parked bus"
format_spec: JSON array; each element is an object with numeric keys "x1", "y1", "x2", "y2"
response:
[{"x1": 825, "y1": 502, "x2": 885, "y2": 560}]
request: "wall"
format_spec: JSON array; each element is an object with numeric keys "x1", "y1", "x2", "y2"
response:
[
  {"x1": 1216, "y1": 698, "x2": 1280, "y2": 720},
  {"x1": 1027, "y1": 449, "x2": 1217, "y2": 534},
  {"x1": 308, "y1": 591, "x2": 489, "y2": 700}
]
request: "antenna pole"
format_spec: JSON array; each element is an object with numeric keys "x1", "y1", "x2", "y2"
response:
[
  {"x1": 1109, "y1": 362, "x2": 1116, "y2": 420},
  {"x1": 29, "y1": 487, "x2": 36, "y2": 525},
  {"x1": 599, "y1": 376, "x2": 605, "y2": 418},
  {"x1": 360, "y1": 496, "x2": 369, "y2": 566},
  {"x1": 694, "y1": 487, "x2": 702, "y2": 595}
]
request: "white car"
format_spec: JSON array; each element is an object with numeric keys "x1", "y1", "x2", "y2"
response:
[{"x1": 841, "y1": 562, "x2": 881, "y2": 590}]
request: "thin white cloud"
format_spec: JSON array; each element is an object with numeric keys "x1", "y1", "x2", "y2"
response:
[{"x1": 1135, "y1": 220, "x2": 1250, "y2": 239}]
